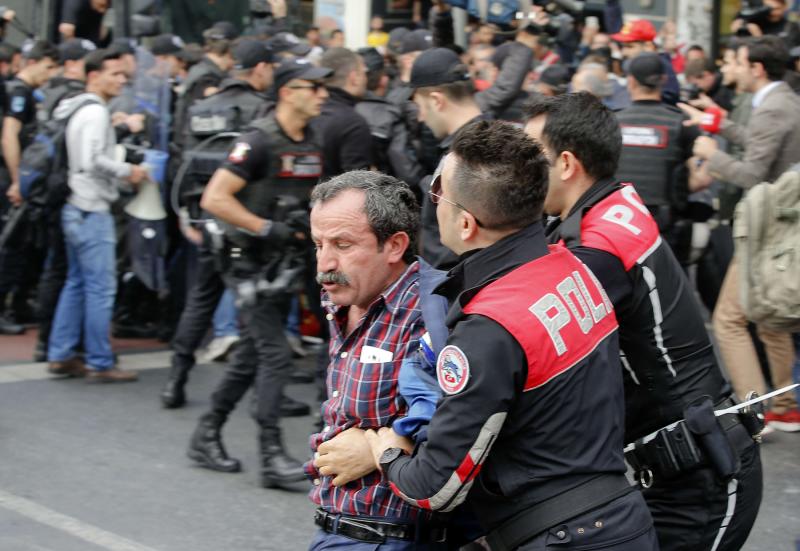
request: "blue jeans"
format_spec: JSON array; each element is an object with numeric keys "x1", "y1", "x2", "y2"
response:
[
  {"x1": 212, "y1": 288, "x2": 239, "y2": 338},
  {"x1": 48, "y1": 205, "x2": 116, "y2": 370},
  {"x1": 309, "y1": 530, "x2": 446, "y2": 550}
]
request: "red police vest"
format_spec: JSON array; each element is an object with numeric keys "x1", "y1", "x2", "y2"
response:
[
  {"x1": 463, "y1": 245, "x2": 618, "y2": 391},
  {"x1": 579, "y1": 185, "x2": 662, "y2": 270}
]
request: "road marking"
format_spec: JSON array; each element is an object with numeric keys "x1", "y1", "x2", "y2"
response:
[
  {"x1": 0, "y1": 352, "x2": 171, "y2": 384},
  {"x1": 0, "y1": 489, "x2": 162, "y2": 551}
]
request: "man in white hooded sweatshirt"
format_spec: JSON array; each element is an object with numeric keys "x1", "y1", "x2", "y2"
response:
[{"x1": 47, "y1": 48, "x2": 147, "y2": 382}]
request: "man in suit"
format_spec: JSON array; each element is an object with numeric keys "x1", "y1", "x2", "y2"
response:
[{"x1": 680, "y1": 35, "x2": 800, "y2": 432}]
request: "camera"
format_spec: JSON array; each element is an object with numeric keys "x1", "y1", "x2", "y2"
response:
[
  {"x1": 681, "y1": 83, "x2": 702, "y2": 103},
  {"x1": 735, "y1": 0, "x2": 771, "y2": 35}
]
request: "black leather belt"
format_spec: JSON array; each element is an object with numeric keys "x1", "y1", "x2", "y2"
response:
[
  {"x1": 486, "y1": 474, "x2": 635, "y2": 551},
  {"x1": 314, "y1": 509, "x2": 447, "y2": 544}
]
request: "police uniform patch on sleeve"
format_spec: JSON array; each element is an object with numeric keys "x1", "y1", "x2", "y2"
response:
[
  {"x1": 10, "y1": 95, "x2": 25, "y2": 114},
  {"x1": 228, "y1": 142, "x2": 251, "y2": 164},
  {"x1": 436, "y1": 345, "x2": 470, "y2": 395}
]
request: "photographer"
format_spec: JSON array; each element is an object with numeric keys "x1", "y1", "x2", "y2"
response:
[
  {"x1": 732, "y1": 0, "x2": 800, "y2": 48},
  {"x1": 684, "y1": 57, "x2": 735, "y2": 111}
]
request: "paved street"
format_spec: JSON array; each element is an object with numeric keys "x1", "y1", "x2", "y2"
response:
[{"x1": 0, "y1": 349, "x2": 798, "y2": 551}]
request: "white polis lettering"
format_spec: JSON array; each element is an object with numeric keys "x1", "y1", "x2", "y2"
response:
[
  {"x1": 620, "y1": 186, "x2": 649, "y2": 214},
  {"x1": 529, "y1": 293, "x2": 571, "y2": 356},
  {"x1": 601, "y1": 204, "x2": 641, "y2": 235},
  {"x1": 530, "y1": 274, "x2": 610, "y2": 355},
  {"x1": 571, "y1": 269, "x2": 608, "y2": 323},
  {"x1": 556, "y1": 275, "x2": 593, "y2": 334}
]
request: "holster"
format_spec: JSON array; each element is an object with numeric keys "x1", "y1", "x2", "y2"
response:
[{"x1": 684, "y1": 396, "x2": 740, "y2": 480}]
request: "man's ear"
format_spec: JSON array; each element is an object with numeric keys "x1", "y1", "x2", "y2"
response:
[
  {"x1": 384, "y1": 232, "x2": 411, "y2": 264},
  {"x1": 559, "y1": 151, "x2": 581, "y2": 181},
  {"x1": 429, "y1": 90, "x2": 446, "y2": 111}
]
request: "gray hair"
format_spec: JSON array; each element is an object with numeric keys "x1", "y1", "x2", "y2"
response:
[
  {"x1": 574, "y1": 63, "x2": 613, "y2": 98},
  {"x1": 311, "y1": 170, "x2": 420, "y2": 263}
]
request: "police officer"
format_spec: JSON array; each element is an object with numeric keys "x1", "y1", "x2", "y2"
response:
[
  {"x1": 614, "y1": 53, "x2": 700, "y2": 263},
  {"x1": 186, "y1": 58, "x2": 331, "y2": 489},
  {"x1": 366, "y1": 120, "x2": 657, "y2": 550},
  {"x1": 0, "y1": 41, "x2": 58, "y2": 334},
  {"x1": 354, "y1": 47, "x2": 424, "y2": 188},
  {"x1": 161, "y1": 39, "x2": 277, "y2": 408},
  {"x1": 172, "y1": 23, "x2": 236, "y2": 150},
  {"x1": 525, "y1": 92, "x2": 762, "y2": 551}
]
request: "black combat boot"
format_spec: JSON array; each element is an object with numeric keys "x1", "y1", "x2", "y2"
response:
[
  {"x1": 187, "y1": 413, "x2": 242, "y2": 473},
  {"x1": 160, "y1": 357, "x2": 192, "y2": 408},
  {"x1": 259, "y1": 428, "x2": 305, "y2": 489}
]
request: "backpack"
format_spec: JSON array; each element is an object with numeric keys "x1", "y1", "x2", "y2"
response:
[
  {"x1": 174, "y1": 86, "x2": 271, "y2": 219},
  {"x1": 19, "y1": 98, "x2": 100, "y2": 210},
  {"x1": 733, "y1": 166, "x2": 800, "y2": 331}
]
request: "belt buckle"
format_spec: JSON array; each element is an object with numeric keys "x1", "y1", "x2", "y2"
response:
[{"x1": 338, "y1": 518, "x2": 386, "y2": 544}]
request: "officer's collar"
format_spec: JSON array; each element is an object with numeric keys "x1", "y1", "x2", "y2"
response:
[
  {"x1": 565, "y1": 178, "x2": 620, "y2": 221},
  {"x1": 436, "y1": 222, "x2": 549, "y2": 305},
  {"x1": 546, "y1": 178, "x2": 619, "y2": 246},
  {"x1": 326, "y1": 86, "x2": 359, "y2": 106}
]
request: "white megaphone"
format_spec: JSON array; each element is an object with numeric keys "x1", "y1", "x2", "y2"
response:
[
  {"x1": 124, "y1": 176, "x2": 167, "y2": 220},
  {"x1": 115, "y1": 144, "x2": 167, "y2": 221}
]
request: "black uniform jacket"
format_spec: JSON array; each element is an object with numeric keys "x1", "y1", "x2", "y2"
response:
[
  {"x1": 546, "y1": 179, "x2": 730, "y2": 442},
  {"x1": 385, "y1": 223, "x2": 627, "y2": 530}
]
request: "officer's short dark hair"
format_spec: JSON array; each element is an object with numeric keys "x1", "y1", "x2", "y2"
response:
[
  {"x1": 523, "y1": 92, "x2": 622, "y2": 181},
  {"x1": 311, "y1": 171, "x2": 420, "y2": 264},
  {"x1": 745, "y1": 35, "x2": 789, "y2": 81},
  {"x1": 416, "y1": 79, "x2": 475, "y2": 104},
  {"x1": 0, "y1": 43, "x2": 19, "y2": 64},
  {"x1": 24, "y1": 40, "x2": 59, "y2": 63},
  {"x1": 85, "y1": 48, "x2": 122, "y2": 75},
  {"x1": 449, "y1": 120, "x2": 550, "y2": 229},
  {"x1": 320, "y1": 47, "x2": 361, "y2": 89}
]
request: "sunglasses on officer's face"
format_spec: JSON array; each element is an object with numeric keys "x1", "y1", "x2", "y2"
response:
[
  {"x1": 429, "y1": 174, "x2": 484, "y2": 228},
  {"x1": 287, "y1": 82, "x2": 326, "y2": 92}
]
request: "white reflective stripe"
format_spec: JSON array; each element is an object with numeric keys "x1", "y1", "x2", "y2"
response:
[
  {"x1": 637, "y1": 235, "x2": 662, "y2": 264},
  {"x1": 620, "y1": 351, "x2": 640, "y2": 385},
  {"x1": 710, "y1": 479, "x2": 739, "y2": 551},
  {"x1": 396, "y1": 412, "x2": 507, "y2": 512},
  {"x1": 641, "y1": 266, "x2": 676, "y2": 377}
]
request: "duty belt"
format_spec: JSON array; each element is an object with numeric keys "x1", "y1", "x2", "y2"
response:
[
  {"x1": 314, "y1": 509, "x2": 447, "y2": 544},
  {"x1": 624, "y1": 396, "x2": 758, "y2": 487}
]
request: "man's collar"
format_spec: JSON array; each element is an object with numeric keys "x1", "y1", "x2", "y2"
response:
[{"x1": 752, "y1": 80, "x2": 782, "y2": 108}]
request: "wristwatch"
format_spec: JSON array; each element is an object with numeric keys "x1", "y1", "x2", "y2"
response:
[{"x1": 379, "y1": 447, "x2": 407, "y2": 470}]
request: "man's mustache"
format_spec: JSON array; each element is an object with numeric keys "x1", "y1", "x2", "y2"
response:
[{"x1": 316, "y1": 271, "x2": 350, "y2": 285}]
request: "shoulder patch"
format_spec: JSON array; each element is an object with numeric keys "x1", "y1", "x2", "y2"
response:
[
  {"x1": 436, "y1": 345, "x2": 470, "y2": 395},
  {"x1": 227, "y1": 142, "x2": 251, "y2": 164},
  {"x1": 10, "y1": 95, "x2": 25, "y2": 113}
]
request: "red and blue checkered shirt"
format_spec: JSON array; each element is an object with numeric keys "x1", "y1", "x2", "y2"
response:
[{"x1": 306, "y1": 261, "x2": 425, "y2": 521}]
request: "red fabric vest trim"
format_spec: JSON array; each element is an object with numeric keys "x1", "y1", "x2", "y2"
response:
[
  {"x1": 580, "y1": 185, "x2": 662, "y2": 270},
  {"x1": 463, "y1": 245, "x2": 618, "y2": 391}
]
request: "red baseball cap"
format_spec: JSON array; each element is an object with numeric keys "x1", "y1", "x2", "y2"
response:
[{"x1": 611, "y1": 19, "x2": 657, "y2": 43}]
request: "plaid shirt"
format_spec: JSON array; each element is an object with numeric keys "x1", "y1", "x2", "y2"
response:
[{"x1": 306, "y1": 261, "x2": 425, "y2": 520}]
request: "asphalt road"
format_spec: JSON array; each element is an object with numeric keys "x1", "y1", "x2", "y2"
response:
[{"x1": 0, "y1": 351, "x2": 797, "y2": 551}]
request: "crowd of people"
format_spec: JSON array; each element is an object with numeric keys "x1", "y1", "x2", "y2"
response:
[{"x1": 1, "y1": 0, "x2": 800, "y2": 549}]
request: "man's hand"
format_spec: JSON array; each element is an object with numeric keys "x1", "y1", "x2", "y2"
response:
[
  {"x1": 315, "y1": 428, "x2": 376, "y2": 487},
  {"x1": 125, "y1": 114, "x2": 146, "y2": 134},
  {"x1": 267, "y1": 0, "x2": 287, "y2": 19},
  {"x1": 128, "y1": 164, "x2": 148, "y2": 185},
  {"x1": 688, "y1": 93, "x2": 720, "y2": 112},
  {"x1": 688, "y1": 156, "x2": 714, "y2": 192},
  {"x1": 6, "y1": 182, "x2": 22, "y2": 206},
  {"x1": 364, "y1": 427, "x2": 414, "y2": 471},
  {"x1": 693, "y1": 136, "x2": 719, "y2": 160},
  {"x1": 677, "y1": 102, "x2": 706, "y2": 127},
  {"x1": 2, "y1": 9, "x2": 15, "y2": 22}
]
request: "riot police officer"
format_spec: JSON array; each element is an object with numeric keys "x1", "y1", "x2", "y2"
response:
[
  {"x1": 367, "y1": 120, "x2": 658, "y2": 550},
  {"x1": 161, "y1": 39, "x2": 277, "y2": 408},
  {"x1": 613, "y1": 53, "x2": 700, "y2": 263},
  {"x1": 525, "y1": 92, "x2": 762, "y2": 551},
  {"x1": 186, "y1": 58, "x2": 331, "y2": 490}
]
